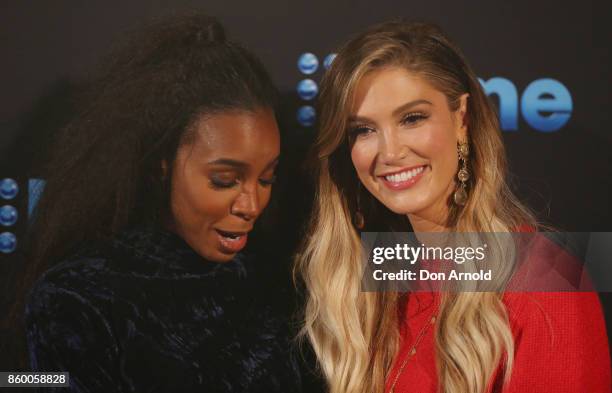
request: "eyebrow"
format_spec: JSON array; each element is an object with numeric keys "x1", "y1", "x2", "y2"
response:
[
  {"x1": 348, "y1": 99, "x2": 433, "y2": 123},
  {"x1": 208, "y1": 156, "x2": 280, "y2": 169}
]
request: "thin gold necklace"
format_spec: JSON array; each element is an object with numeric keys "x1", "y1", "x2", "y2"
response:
[{"x1": 389, "y1": 314, "x2": 437, "y2": 393}]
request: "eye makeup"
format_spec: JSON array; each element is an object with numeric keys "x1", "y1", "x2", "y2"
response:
[
  {"x1": 209, "y1": 172, "x2": 239, "y2": 189},
  {"x1": 400, "y1": 112, "x2": 429, "y2": 126}
]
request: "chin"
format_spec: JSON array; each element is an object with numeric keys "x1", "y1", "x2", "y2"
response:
[
  {"x1": 385, "y1": 204, "x2": 413, "y2": 215},
  {"x1": 381, "y1": 197, "x2": 427, "y2": 216},
  {"x1": 209, "y1": 252, "x2": 236, "y2": 263},
  {"x1": 195, "y1": 246, "x2": 235, "y2": 263}
]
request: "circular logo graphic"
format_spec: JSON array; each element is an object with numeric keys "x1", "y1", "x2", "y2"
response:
[
  {"x1": 297, "y1": 79, "x2": 318, "y2": 100},
  {"x1": 0, "y1": 232, "x2": 16, "y2": 254},
  {"x1": 0, "y1": 178, "x2": 18, "y2": 200},
  {"x1": 297, "y1": 106, "x2": 316, "y2": 127},
  {"x1": 0, "y1": 205, "x2": 17, "y2": 226},
  {"x1": 323, "y1": 53, "x2": 337, "y2": 70},
  {"x1": 297, "y1": 53, "x2": 319, "y2": 75}
]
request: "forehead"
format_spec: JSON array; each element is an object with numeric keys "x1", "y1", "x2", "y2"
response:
[
  {"x1": 189, "y1": 109, "x2": 280, "y2": 160},
  {"x1": 350, "y1": 67, "x2": 446, "y2": 116}
]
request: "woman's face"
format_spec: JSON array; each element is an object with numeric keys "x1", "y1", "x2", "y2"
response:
[
  {"x1": 168, "y1": 108, "x2": 280, "y2": 262},
  {"x1": 349, "y1": 67, "x2": 468, "y2": 226}
]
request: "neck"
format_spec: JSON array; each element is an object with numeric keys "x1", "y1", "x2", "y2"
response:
[
  {"x1": 407, "y1": 213, "x2": 448, "y2": 233},
  {"x1": 407, "y1": 183, "x2": 455, "y2": 233},
  {"x1": 407, "y1": 213, "x2": 454, "y2": 253}
]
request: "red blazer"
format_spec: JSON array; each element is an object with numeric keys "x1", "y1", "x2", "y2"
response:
[{"x1": 386, "y1": 231, "x2": 611, "y2": 392}]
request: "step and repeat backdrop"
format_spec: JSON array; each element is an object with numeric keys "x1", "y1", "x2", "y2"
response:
[{"x1": 1, "y1": 0, "x2": 610, "y2": 326}]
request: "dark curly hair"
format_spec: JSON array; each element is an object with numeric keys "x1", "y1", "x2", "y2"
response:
[{"x1": 4, "y1": 12, "x2": 278, "y2": 367}]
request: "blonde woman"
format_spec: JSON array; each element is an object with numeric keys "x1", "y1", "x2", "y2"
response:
[{"x1": 296, "y1": 21, "x2": 610, "y2": 393}]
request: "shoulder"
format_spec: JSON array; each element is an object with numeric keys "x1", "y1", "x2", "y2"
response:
[
  {"x1": 504, "y1": 292, "x2": 607, "y2": 340},
  {"x1": 502, "y1": 293, "x2": 611, "y2": 390},
  {"x1": 504, "y1": 292, "x2": 610, "y2": 379},
  {"x1": 24, "y1": 255, "x2": 122, "y2": 365},
  {"x1": 25, "y1": 254, "x2": 116, "y2": 325}
]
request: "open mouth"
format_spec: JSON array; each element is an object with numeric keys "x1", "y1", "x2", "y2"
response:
[
  {"x1": 378, "y1": 165, "x2": 429, "y2": 190},
  {"x1": 216, "y1": 229, "x2": 245, "y2": 239},
  {"x1": 215, "y1": 229, "x2": 248, "y2": 253}
]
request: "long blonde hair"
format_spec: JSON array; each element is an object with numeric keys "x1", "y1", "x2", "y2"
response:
[{"x1": 295, "y1": 21, "x2": 536, "y2": 393}]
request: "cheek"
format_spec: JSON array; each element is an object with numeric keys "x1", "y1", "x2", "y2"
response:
[
  {"x1": 189, "y1": 188, "x2": 228, "y2": 218},
  {"x1": 420, "y1": 122, "x2": 458, "y2": 176},
  {"x1": 171, "y1": 173, "x2": 230, "y2": 228},
  {"x1": 350, "y1": 139, "x2": 377, "y2": 177},
  {"x1": 258, "y1": 186, "x2": 273, "y2": 211}
]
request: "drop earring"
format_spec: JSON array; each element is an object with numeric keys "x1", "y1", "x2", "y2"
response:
[{"x1": 453, "y1": 140, "x2": 470, "y2": 206}]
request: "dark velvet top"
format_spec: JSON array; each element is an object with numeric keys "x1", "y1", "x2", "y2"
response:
[{"x1": 25, "y1": 227, "x2": 302, "y2": 392}]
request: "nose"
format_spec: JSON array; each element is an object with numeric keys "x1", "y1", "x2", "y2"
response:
[
  {"x1": 231, "y1": 186, "x2": 260, "y2": 221},
  {"x1": 378, "y1": 129, "x2": 408, "y2": 164}
]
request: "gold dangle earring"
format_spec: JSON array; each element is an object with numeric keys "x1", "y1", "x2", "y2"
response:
[{"x1": 453, "y1": 140, "x2": 470, "y2": 206}]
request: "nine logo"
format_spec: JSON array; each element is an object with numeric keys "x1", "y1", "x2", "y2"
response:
[
  {"x1": 479, "y1": 77, "x2": 572, "y2": 132},
  {"x1": 0, "y1": 178, "x2": 19, "y2": 254},
  {"x1": 0, "y1": 178, "x2": 46, "y2": 254},
  {"x1": 323, "y1": 53, "x2": 336, "y2": 70},
  {"x1": 297, "y1": 79, "x2": 318, "y2": 101},
  {"x1": 0, "y1": 178, "x2": 18, "y2": 200},
  {"x1": 0, "y1": 205, "x2": 18, "y2": 227},
  {"x1": 0, "y1": 232, "x2": 16, "y2": 254},
  {"x1": 297, "y1": 53, "x2": 319, "y2": 75},
  {"x1": 297, "y1": 52, "x2": 573, "y2": 132},
  {"x1": 296, "y1": 52, "x2": 337, "y2": 126},
  {"x1": 297, "y1": 106, "x2": 316, "y2": 127}
]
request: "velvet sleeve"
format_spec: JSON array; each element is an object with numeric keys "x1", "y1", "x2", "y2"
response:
[
  {"x1": 503, "y1": 292, "x2": 611, "y2": 392},
  {"x1": 25, "y1": 274, "x2": 122, "y2": 393}
]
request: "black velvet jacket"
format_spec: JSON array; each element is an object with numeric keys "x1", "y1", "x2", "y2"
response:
[{"x1": 25, "y1": 227, "x2": 302, "y2": 392}]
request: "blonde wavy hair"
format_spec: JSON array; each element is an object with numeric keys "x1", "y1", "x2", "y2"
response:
[{"x1": 295, "y1": 21, "x2": 536, "y2": 393}]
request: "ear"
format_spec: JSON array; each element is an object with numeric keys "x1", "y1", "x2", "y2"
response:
[{"x1": 455, "y1": 93, "x2": 469, "y2": 141}]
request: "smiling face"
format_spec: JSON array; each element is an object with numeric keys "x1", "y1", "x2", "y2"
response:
[
  {"x1": 168, "y1": 108, "x2": 280, "y2": 262},
  {"x1": 348, "y1": 67, "x2": 468, "y2": 228}
]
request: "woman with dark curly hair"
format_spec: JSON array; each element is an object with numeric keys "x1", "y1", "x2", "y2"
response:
[{"x1": 14, "y1": 13, "x2": 301, "y2": 392}]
